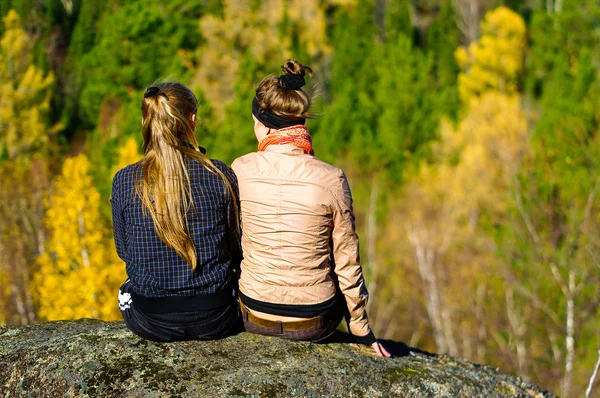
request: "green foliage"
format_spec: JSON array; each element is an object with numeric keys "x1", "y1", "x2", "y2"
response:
[
  {"x1": 426, "y1": 0, "x2": 460, "y2": 118},
  {"x1": 315, "y1": 3, "x2": 440, "y2": 183},
  {"x1": 499, "y1": 32, "x2": 600, "y2": 396},
  {"x1": 312, "y1": 2, "x2": 378, "y2": 164},
  {"x1": 384, "y1": 0, "x2": 412, "y2": 42},
  {"x1": 526, "y1": 0, "x2": 600, "y2": 98},
  {"x1": 371, "y1": 36, "x2": 440, "y2": 180},
  {"x1": 530, "y1": 49, "x2": 598, "y2": 204},
  {"x1": 75, "y1": 1, "x2": 203, "y2": 128}
]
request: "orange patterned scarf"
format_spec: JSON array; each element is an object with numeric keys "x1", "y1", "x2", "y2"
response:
[{"x1": 258, "y1": 125, "x2": 314, "y2": 155}]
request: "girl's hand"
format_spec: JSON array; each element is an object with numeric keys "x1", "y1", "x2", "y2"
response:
[{"x1": 371, "y1": 340, "x2": 392, "y2": 357}]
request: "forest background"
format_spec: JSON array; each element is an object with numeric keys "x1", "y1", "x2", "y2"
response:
[{"x1": 0, "y1": 0, "x2": 599, "y2": 396}]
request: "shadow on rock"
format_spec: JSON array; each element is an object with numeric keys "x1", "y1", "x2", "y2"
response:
[{"x1": 322, "y1": 331, "x2": 434, "y2": 358}]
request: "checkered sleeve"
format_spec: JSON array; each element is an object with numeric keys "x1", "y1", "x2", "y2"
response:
[
  {"x1": 220, "y1": 163, "x2": 243, "y2": 276},
  {"x1": 111, "y1": 170, "x2": 128, "y2": 263}
]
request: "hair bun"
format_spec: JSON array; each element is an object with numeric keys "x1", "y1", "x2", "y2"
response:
[
  {"x1": 279, "y1": 60, "x2": 313, "y2": 90},
  {"x1": 281, "y1": 59, "x2": 312, "y2": 77}
]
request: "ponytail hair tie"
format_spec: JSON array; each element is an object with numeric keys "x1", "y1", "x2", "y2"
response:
[
  {"x1": 279, "y1": 74, "x2": 306, "y2": 90},
  {"x1": 144, "y1": 86, "x2": 168, "y2": 99}
]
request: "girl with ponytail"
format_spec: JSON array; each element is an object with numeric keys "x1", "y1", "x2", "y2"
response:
[
  {"x1": 111, "y1": 82, "x2": 241, "y2": 341},
  {"x1": 232, "y1": 61, "x2": 391, "y2": 357}
]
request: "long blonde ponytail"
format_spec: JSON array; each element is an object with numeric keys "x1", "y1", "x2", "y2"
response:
[{"x1": 137, "y1": 82, "x2": 237, "y2": 271}]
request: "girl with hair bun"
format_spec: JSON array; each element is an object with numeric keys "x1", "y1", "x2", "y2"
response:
[
  {"x1": 111, "y1": 82, "x2": 241, "y2": 341},
  {"x1": 232, "y1": 61, "x2": 391, "y2": 357}
]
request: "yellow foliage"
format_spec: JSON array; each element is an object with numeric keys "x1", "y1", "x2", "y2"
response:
[
  {"x1": 438, "y1": 93, "x2": 528, "y2": 217},
  {"x1": 189, "y1": 0, "x2": 332, "y2": 117},
  {"x1": 389, "y1": 92, "x2": 529, "y2": 356},
  {"x1": 0, "y1": 10, "x2": 28, "y2": 76},
  {"x1": 455, "y1": 6, "x2": 526, "y2": 104},
  {"x1": 0, "y1": 10, "x2": 58, "y2": 159},
  {"x1": 33, "y1": 155, "x2": 126, "y2": 321},
  {"x1": 112, "y1": 137, "x2": 142, "y2": 176}
]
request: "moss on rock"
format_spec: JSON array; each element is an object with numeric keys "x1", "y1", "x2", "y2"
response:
[{"x1": 0, "y1": 320, "x2": 554, "y2": 397}]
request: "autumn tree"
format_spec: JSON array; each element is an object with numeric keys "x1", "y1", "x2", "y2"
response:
[
  {"x1": 0, "y1": 10, "x2": 57, "y2": 325},
  {"x1": 111, "y1": 136, "x2": 142, "y2": 176},
  {"x1": 0, "y1": 9, "x2": 57, "y2": 159},
  {"x1": 380, "y1": 6, "x2": 529, "y2": 371},
  {"x1": 394, "y1": 91, "x2": 528, "y2": 358},
  {"x1": 454, "y1": 6, "x2": 525, "y2": 104},
  {"x1": 34, "y1": 155, "x2": 125, "y2": 321}
]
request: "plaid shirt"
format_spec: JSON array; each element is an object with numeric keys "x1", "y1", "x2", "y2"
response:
[{"x1": 111, "y1": 157, "x2": 241, "y2": 298}]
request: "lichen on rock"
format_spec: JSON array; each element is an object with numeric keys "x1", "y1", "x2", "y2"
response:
[{"x1": 0, "y1": 319, "x2": 554, "y2": 397}]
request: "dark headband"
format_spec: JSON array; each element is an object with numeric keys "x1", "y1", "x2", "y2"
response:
[{"x1": 252, "y1": 97, "x2": 305, "y2": 129}]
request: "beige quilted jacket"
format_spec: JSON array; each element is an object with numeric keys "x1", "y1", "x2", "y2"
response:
[{"x1": 231, "y1": 145, "x2": 372, "y2": 338}]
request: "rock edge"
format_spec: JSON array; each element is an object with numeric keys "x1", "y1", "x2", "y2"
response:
[{"x1": 0, "y1": 319, "x2": 554, "y2": 397}]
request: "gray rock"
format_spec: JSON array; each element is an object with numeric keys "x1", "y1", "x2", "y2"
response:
[{"x1": 0, "y1": 319, "x2": 554, "y2": 397}]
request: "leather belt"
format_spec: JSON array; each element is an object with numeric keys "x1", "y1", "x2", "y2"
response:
[{"x1": 239, "y1": 298, "x2": 321, "y2": 332}]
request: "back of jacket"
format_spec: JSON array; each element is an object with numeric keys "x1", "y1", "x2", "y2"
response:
[{"x1": 232, "y1": 145, "x2": 371, "y2": 337}]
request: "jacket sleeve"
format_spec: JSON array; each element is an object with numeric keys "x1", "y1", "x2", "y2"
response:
[
  {"x1": 330, "y1": 171, "x2": 375, "y2": 344},
  {"x1": 111, "y1": 172, "x2": 128, "y2": 264}
]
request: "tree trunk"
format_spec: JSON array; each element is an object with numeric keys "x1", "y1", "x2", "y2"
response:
[
  {"x1": 406, "y1": 225, "x2": 449, "y2": 354},
  {"x1": 554, "y1": 0, "x2": 562, "y2": 13},
  {"x1": 452, "y1": 0, "x2": 482, "y2": 44},
  {"x1": 12, "y1": 284, "x2": 28, "y2": 325},
  {"x1": 475, "y1": 283, "x2": 487, "y2": 363},
  {"x1": 366, "y1": 180, "x2": 380, "y2": 320},
  {"x1": 585, "y1": 350, "x2": 600, "y2": 398},
  {"x1": 549, "y1": 332, "x2": 562, "y2": 374},
  {"x1": 441, "y1": 307, "x2": 458, "y2": 356},
  {"x1": 366, "y1": 180, "x2": 379, "y2": 298},
  {"x1": 506, "y1": 288, "x2": 528, "y2": 380},
  {"x1": 562, "y1": 271, "x2": 575, "y2": 398},
  {"x1": 22, "y1": 266, "x2": 36, "y2": 324}
]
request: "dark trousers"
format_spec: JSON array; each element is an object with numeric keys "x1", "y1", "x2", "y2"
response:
[
  {"x1": 119, "y1": 280, "x2": 242, "y2": 342},
  {"x1": 241, "y1": 299, "x2": 345, "y2": 342}
]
